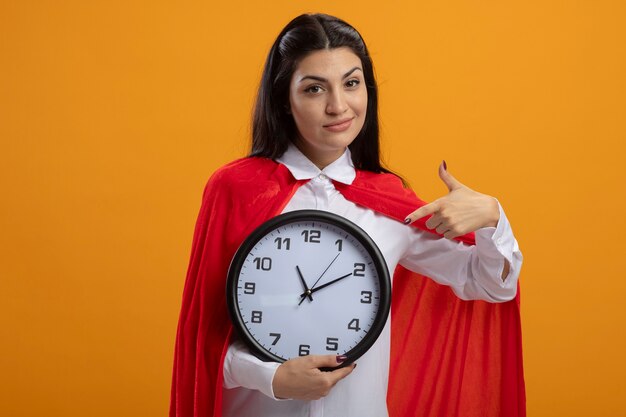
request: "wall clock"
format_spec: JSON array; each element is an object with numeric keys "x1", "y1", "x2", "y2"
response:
[{"x1": 226, "y1": 210, "x2": 391, "y2": 367}]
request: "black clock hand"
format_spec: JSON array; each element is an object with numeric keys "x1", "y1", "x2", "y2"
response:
[
  {"x1": 296, "y1": 265, "x2": 313, "y2": 303},
  {"x1": 300, "y1": 272, "x2": 353, "y2": 298}
]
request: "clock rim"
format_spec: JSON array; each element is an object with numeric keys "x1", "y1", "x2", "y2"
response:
[{"x1": 226, "y1": 209, "x2": 391, "y2": 366}]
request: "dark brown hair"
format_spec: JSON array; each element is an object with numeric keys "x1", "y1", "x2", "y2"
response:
[{"x1": 250, "y1": 13, "x2": 392, "y2": 174}]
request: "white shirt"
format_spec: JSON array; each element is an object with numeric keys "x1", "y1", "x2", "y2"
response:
[{"x1": 222, "y1": 145, "x2": 522, "y2": 417}]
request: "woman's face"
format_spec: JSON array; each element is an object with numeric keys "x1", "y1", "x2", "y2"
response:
[{"x1": 288, "y1": 47, "x2": 368, "y2": 169}]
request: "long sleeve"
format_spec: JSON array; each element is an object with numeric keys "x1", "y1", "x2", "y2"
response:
[
  {"x1": 223, "y1": 340, "x2": 282, "y2": 399},
  {"x1": 400, "y1": 202, "x2": 522, "y2": 302}
]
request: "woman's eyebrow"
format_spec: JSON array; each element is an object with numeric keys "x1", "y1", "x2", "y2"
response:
[{"x1": 299, "y1": 67, "x2": 363, "y2": 83}]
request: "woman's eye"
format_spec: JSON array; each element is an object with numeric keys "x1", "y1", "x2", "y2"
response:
[
  {"x1": 346, "y1": 79, "x2": 361, "y2": 88},
  {"x1": 305, "y1": 85, "x2": 323, "y2": 94}
]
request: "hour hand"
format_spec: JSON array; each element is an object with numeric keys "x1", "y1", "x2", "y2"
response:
[{"x1": 296, "y1": 265, "x2": 313, "y2": 303}]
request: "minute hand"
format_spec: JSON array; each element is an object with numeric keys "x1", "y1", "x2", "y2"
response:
[{"x1": 304, "y1": 272, "x2": 353, "y2": 297}]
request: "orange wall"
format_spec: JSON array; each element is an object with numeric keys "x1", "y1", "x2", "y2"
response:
[{"x1": 1, "y1": 1, "x2": 625, "y2": 416}]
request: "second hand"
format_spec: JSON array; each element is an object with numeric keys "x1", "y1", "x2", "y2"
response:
[{"x1": 308, "y1": 252, "x2": 341, "y2": 291}]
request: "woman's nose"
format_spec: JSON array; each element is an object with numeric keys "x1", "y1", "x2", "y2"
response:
[{"x1": 326, "y1": 90, "x2": 348, "y2": 115}]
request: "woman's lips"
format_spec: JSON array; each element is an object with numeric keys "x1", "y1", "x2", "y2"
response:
[{"x1": 323, "y1": 118, "x2": 354, "y2": 132}]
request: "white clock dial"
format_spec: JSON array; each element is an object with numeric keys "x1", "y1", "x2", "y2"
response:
[{"x1": 227, "y1": 210, "x2": 391, "y2": 364}]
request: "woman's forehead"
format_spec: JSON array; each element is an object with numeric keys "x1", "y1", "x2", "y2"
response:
[{"x1": 293, "y1": 47, "x2": 363, "y2": 80}]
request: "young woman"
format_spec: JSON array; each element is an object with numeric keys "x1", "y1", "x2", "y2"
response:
[{"x1": 170, "y1": 13, "x2": 524, "y2": 417}]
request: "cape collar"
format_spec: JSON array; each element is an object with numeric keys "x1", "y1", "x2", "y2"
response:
[{"x1": 275, "y1": 143, "x2": 356, "y2": 185}]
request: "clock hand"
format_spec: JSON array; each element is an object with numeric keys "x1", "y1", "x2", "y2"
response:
[
  {"x1": 300, "y1": 272, "x2": 353, "y2": 298},
  {"x1": 308, "y1": 252, "x2": 341, "y2": 291},
  {"x1": 296, "y1": 265, "x2": 313, "y2": 303}
]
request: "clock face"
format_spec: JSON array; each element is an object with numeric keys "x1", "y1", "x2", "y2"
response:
[{"x1": 227, "y1": 210, "x2": 391, "y2": 364}]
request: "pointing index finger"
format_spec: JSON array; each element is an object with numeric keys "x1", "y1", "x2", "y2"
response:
[{"x1": 404, "y1": 201, "x2": 439, "y2": 225}]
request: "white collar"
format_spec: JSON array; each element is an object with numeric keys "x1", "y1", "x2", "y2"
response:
[{"x1": 276, "y1": 143, "x2": 356, "y2": 185}]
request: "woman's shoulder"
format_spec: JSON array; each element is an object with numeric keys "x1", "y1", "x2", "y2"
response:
[
  {"x1": 198, "y1": 157, "x2": 273, "y2": 201},
  {"x1": 215, "y1": 156, "x2": 277, "y2": 175},
  {"x1": 202, "y1": 156, "x2": 294, "y2": 199},
  {"x1": 208, "y1": 156, "x2": 279, "y2": 184}
]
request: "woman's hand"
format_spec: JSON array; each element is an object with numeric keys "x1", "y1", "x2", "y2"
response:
[
  {"x1": 272, "y1": 355, "x2": 356, "y2": 400},
  {"x1": 404, "y1": 161, "x2": 500, "y2": 239}
]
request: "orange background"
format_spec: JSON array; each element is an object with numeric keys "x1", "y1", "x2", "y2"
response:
[{"x1": 1, "y1": 1, "x2": 625, "y2": 416}]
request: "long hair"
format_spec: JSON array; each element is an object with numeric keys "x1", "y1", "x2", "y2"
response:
[{"x1": 250, "y1": 13, "x2": 391, "y2": 174}]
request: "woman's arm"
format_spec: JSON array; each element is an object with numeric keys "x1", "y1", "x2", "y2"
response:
[
  {"x1": 223, "y1": 340, "x2": 356, "y2": 401},
  {"x1": 401, "y1": 202, "x2": 522, "y2": 302},
  {"x1": 402, "y1": 162, "x2": 522, "y2": 302},
  {"x1": 223, "y1": 340, "x2": 281, "y2": 398}
]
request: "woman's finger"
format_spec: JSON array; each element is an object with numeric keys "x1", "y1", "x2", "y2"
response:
[
  {"x1": 438, "y1": 160, "x2": 465, "y2": 191},
  {"x1": 443, "y1": 230, "x2": 460, "y2": 240},
  {"x1": 307, "y1": 354, "x2": 348, "y2": 370},
  {"x1": 326, "y1": 363, "x2": 357, "y2": 385},
  {"x1": 405, "y1": 200, "x2": 440, "y2": 224},
  {"x1": 435, "y1": 224, "x2": 449, "y2": 235},
  {"x1": 273, "y1": 355, "x2": 356, "y2": 400},
  {"x1": 425, "y1": 212, "x2": 443, "y2": 230}
]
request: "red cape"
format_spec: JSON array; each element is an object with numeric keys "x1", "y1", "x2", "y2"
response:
[{"x1": 170, "y1": 157, "x2": 525, "y2": 417}]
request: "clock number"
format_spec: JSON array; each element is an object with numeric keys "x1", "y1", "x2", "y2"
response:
[
  {"x1": 348, "y1": 318, "x2": 361, "y2": 332},
  {"x1": 301, "y1": 229, "x2": 321, "y2": 243},
  {"x1": 269, "y1": 332, "x2": 281, "y2": 346},
  {"x1": 253, "y1": 257, "x2": 272, "y2": 271},
  {"x1": 251, "y1": 310, "x2": 263, "y2": 323},
  {"x1": 335, "y1": 239, "x2": 343, "y2": 252},
  {"x1": 353, "y1": 263, "x2": 365, "y2": 277},
  {"x1": 325, "y1": 337, "x2": 339, "y2": 351},
  {"x1": 243, "y1": 282, "x2": 256, "y2": 294},
  {"x1": 274, "y1": 237, "x2": 291, "y2": 250},
  {"x1": 360, "y1": 290, "x2": 372, "y2": 304},
  {"x1": 298, "y1": 344, "x2": 311, "y2": 356}
]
